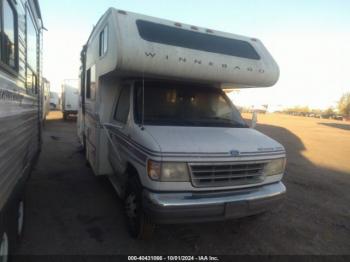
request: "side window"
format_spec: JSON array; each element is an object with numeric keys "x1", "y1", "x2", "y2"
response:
[
  {"x1": 1, "y1": 0, "x2": 18, "y2": 70},
  {"x1": 26, "y1": 67, "x2": 38, "y2": 94},
  {"x1": 86, "y1": 68, "x2": 91, "y2": 98},
  {"x1": 99, "y1": 25, "x2": 108, "y2": 57},
  {"x1": 114, "y1": 87, "x2": 130, "y2": 124},
  {"x1": 86, "y1": 65, "x2": 96, "y2": 100},
  {"x1": 26, "y1": 9, "x2": 39, "y2": 94},
  {"x1": 26, "y1": 10, "x2": 37, "y2": 72},
  {"x1": 33, "y1": 74, "x2": 38, "y2": 94},
  {"x1": 26, "y1": 69, "x2": 33, "y2": 93}
]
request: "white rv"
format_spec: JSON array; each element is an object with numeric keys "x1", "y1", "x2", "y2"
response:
[
  {"x1": 61, "y1": 79, "x2": 79, "y2": 120},
  {"x1": 0, "y1": 0, "x2": 43, "y2": 257},
  {"x1": 78, "y1": 8, "x2": 286, "y2": 239}
]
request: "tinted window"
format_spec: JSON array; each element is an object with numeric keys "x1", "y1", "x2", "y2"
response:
[
  {"x1": 2, "y1": 0, "x2": 17, "y2": 69},
  {"x1": 114, "y1": 87, "x2": 130, "y2": 124},
  {"x1": 134, "y1": 81, "x2": 247, "y2": 128},
  {"x1": 136, "y1": 20, "x2": 260, "y2": 60}
]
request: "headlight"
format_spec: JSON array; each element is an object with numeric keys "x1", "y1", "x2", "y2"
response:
[
  {"x1": 264, "y1": 158, "x2": 286, "y2": 176},
  {"x1": 162, "y1": 162, "x2": 190, "y2": 182},
  {"x1": 147, "y1": 160, "x2": 190, "y2": 182}
]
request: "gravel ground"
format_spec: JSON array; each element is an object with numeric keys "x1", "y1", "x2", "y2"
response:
[{"x1": 14, "y1": 111, "x2": 350, "y2": 256}]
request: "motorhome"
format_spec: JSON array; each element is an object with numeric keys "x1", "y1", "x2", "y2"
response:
[
  {"x1": 0, "y1": 0, "x2": 43, "y2": 257},
  {"x1": 42, "y1": 78, "x2": 50, "y2": 121},
  {"x1": 78, "y1": 8, "x2": 286, "y2": 239},
  {"x1": 61, "y1": 79, "x2": 79, "y2": 120}
]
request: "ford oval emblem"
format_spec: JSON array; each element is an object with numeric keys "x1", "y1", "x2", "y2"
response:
[{"x1": 230, "y1": 150, "x2": 240, "y2": 157}]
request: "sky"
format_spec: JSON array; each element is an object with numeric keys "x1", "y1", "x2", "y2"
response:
[{"x1": 40, "y1": 0, "x2": 350, "y2": 110}]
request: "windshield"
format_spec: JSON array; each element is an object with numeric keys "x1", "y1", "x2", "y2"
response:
[{"x1": 134, "y1": 81, "x2": 247, "y2": 128}]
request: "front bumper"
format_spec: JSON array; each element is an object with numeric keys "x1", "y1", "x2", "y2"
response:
[{"x1": 143, "y1": 182, "x2": 286, "y2": 224}]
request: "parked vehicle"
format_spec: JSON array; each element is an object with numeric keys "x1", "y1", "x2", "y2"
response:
[
  {"x1": 78, "y1": 8, "x2": 286, "y2": 239},
  {"x1": 333, "y1": 115, "x2": 343, "y2": 121},
  {"x1": 61, "y1": 79, "x2": 79, "y2": 120},
  {"x1": 42, "y1": 78, "x2": 50, "y2": 121},
  {"x1": 49, "y1": 91, "x2": 60, "y2": 110},
  {"x1": 0, "y1": 0, "x2": 43, "y2": 258}
]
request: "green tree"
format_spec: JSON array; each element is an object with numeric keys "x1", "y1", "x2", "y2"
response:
[
  {"x1": 338, "y1": 93, "x2": 350, "y2": 117},
  {"x1": 283, "y1": 106, "x2": 309, "y2": 115},
  {"x1": 322, "y1": 107, "x2": 335, "y2": 119},
  {"x1": 324, "y1": 107, "x2": 335, "y2": 115}
]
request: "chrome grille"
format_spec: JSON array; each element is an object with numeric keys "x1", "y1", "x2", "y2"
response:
[{"x1": 189, "y1": 162, "x2": 266, "y2": 187}]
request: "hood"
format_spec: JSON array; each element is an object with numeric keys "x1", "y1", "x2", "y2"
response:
[{"x1": 144, "y1": 125, "x2": 284, "y2": 156}]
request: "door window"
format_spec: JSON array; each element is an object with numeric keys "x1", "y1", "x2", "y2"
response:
[{"x1": 114, "y1": 87, "x2": 130, "y2": 124}]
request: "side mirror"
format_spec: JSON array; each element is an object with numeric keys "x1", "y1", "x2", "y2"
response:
[{"x1": 251, "y1": 111, "x2": 257, "y2": 129}]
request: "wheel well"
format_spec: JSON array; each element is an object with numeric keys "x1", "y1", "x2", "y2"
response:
[
  {"x1": 126, "y1": 163, "x2": 139, "y2": 179},
  {"x1": 122, "y1": 163, "x2": 142, "y2": 198}
]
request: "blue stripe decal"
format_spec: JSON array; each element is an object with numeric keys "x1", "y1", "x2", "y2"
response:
[
  {"x1": 110, "y1": 133, "x2": 148, "y2": 162},
  {"x1": 118, "y1": 145, "x2": 146, "y2": 167}
]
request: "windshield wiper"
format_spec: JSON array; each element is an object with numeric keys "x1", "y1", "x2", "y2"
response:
[
  {"x1": 144, "y1": 117, "x2": 202, "y2": 126},
  {"x1": 198, "y1": 116, "x2": 248, "y2": 127},
  {"x1": 199, "y1": 116, "x2": 231, "y2": 121}
]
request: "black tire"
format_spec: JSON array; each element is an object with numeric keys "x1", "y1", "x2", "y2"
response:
[
  {"x1": 124, "y1": 176, "x2": 155, "y2": 240},
  {"x1": 15, "y1": 198, "x2": 25, "y2": 242},
  {"x1": 8, "y1": 197, "x2": 25, "y2": 254},
  {"x1": 0, "y1": 231, "x2": 9, "y2": 262},
  {"x1": 0, "y1": 196, "x2": 24, "y2": 261}
]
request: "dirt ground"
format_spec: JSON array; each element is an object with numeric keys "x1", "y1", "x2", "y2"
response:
[{"x1": 14, "y1": 111, "x2": 350, "y2": 256}]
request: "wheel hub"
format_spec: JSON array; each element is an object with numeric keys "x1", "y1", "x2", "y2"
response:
[{"x1": 125, "y1": 194, "x2": 138, "y2": 218}]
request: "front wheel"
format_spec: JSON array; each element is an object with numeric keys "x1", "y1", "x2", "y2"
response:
[{"x1": 124, "y1": 176, "x2": 155, "y2": 240}]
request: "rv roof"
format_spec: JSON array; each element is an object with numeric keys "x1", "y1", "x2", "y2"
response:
[{"x1": 86, "y1": 8, "x2": 279, "y2": 88}]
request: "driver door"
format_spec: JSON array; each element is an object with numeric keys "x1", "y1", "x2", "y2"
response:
[{"x1": 108, "y1": 85, "x2": 131, "y2": 177}]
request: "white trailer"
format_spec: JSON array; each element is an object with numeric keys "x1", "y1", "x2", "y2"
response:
[
  {"x1": 61, "y1": 79, "x2": 79, "y2": 120},
  {"x1": 0, "y1": 0, "x2": 44, "y2": 257},
  {"x1": 79, "y1": 8, "x2": 285, "y2": 239}
]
